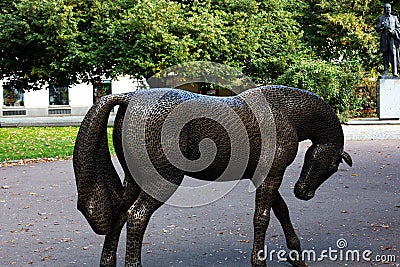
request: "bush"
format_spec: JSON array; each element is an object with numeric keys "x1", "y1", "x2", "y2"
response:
[{"x1": 274, "y1": 60, "x2": 362, "y2": 121}]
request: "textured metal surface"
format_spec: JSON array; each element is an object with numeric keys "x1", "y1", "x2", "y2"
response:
[
  {"x1": 122, "y1": 88, "x2": 276, "y2": 207},
  {"x1": 73, "y1": 85, "x2": 352, "y2": 267}
]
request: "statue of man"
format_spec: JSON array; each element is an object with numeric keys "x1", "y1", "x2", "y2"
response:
[{"x1": 377, "y1": 3, "x2": 400, "y2": 77}]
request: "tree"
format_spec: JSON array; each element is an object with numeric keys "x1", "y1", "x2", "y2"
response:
[
  {"x1": 86, "y1": 0, "x2": 305, "y2": 83},
  {"x1": 0, "y1": 0, "x2": 305, "y2": 89},
  {"x1": 0, "y1": 0, "x2": 87, "y2": 89},
  {"x1": 243, "y1": 0, "x2": 307, "y2": 83},
  {"x1": 1, "y1": 0, "x2": 391, "y2": 100},
  {"x1": 0, "y1": 0, "x2": 16, "y2": 12},
  {"x1": 297, "y1": 0, "x2": 384, "y2": 73}
]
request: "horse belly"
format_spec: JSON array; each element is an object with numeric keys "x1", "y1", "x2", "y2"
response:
[{"x1": 181, "y1": 118, "x2": 259, "y2": 182}]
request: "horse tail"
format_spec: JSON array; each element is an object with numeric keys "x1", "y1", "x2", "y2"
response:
[{"x1": 73, "y1": 92, "x2": 133, "y2": 235}]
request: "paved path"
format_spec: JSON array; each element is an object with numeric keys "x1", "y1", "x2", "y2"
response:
[
  {"x1": 0, "y1": 116, "x2": 116, "y2": 127},
  {"x1": 0, "y1": 140, "x2": 399, "y2": 266},
  {"x1": 342, "y1": 124, "x2": 400, "y2": 140}
]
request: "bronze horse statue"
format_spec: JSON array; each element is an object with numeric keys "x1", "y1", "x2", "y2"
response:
[{"x1": 73, "y1": 86, "x2": 352, "y2": 267}]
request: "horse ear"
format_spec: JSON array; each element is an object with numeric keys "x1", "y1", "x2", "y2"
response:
[{"x1": 341, "y1": 151, "x2": 352, "y2": 167}]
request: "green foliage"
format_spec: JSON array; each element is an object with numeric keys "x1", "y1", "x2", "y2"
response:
[
  {"x1": 299, "y1": 0, "x2": 382, "y2": 73},
  {"x1": 275, "y1": 60, "x2": 362, "y2": 121},
  {"x1": 353, "y1": 74, "x2": 378, "y2": 117},
  {"x1": 242, "y1": 0, "x2": 307, "y2": 83},
  {"x1": 0, "y1": 0, "x2": 86, "y2": 88},
  {"x1": 86, "y1": 0, "x2": 304, "y2": 82},
  {"x1": 0, "y1": 0, "x2": 304, "y2": 88},
  {"x1": 0, "y1": 0, "x2": 392, "y2": 116}
]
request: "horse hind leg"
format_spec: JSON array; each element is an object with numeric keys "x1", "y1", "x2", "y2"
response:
[
  {"x1": 124, "y1": 169, "x2": 187, "y2": 267},
  {"x1": 124, "y1": 166, "x2": 185, "y2": 266},
  {"x1": 272, "y1": 192, "x2": 307, "y2": 267},
  {"x1": 124, "y1": 190, "x2": 166, "y2": 267}
]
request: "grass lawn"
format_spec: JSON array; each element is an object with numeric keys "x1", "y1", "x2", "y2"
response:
[{"x1": 0, "y1": 126, "x2": 115, "y2": 163}]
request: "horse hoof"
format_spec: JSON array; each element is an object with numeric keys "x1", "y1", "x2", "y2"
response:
[
  {"x1": 125, "y1": 261, "x2": 142, "y2": 267},
  {"x1": 287, "y1": 257, "x2": 308, "y2": 267},
  {"x1": 251, "y1": 260, "x2": 267, "y2": 267}
]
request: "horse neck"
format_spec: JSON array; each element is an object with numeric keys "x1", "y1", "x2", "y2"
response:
[
  {"x1": 296, "y1": 114, "x2": 344, "y2": 147},
  {"x1": 260, "y1": 86, "x2": 345, "y2": 147},
  {"x1": 290, "y1": 100, "x2": 344, "y2": 147}
]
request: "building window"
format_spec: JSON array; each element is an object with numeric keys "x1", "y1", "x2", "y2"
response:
[
  {"x1": 49, "y1": 85, "x2": 69, "y2": 105},
  {"x1": 3, "y1": 81, "x2": 24, "y2": 107},
  {"x1": 93, "y1": 80, "x2": 112, "y2": 103},
  {"x1": 199, "y1": 83, "x2": 219, "y2": 96}
]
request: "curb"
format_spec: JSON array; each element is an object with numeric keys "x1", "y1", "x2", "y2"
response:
[{"x1": 0, "y1": 116, "x2": 115, "y2": 127}]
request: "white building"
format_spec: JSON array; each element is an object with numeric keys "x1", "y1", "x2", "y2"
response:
[
  {"x1": 1, "y1": 74, "x2": 238, "y2": 119},
  {"x1": 0, "y1": 76, "x2": 143, "y2": 117}
]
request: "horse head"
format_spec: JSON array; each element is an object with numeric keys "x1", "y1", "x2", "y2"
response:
[{"x1": 294, "y1": 143, "x2": 352, "y2": 200}]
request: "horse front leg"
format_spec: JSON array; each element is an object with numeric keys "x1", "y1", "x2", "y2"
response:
[
  {"x1": 251, "y1": 179, "x2": 281, "y2": 267},
  {"x1": 100, "y1": 212, "x2": 127, "y2": 267},
  {"x1": 272, "y1": 192, "x2": 307, "y2": 267}
]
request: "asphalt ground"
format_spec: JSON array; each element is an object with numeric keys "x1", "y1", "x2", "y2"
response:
[{"x1": 0, "y1": 139, "x2": 399, "y2": 267}]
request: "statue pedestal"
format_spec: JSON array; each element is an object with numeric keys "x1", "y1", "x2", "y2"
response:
[{"x1": 377, "y1": 78, "x2": 400, "y2": 119}]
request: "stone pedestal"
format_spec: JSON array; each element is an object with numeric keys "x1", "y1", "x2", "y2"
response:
[{"x1": 377, "y1": 78, "x2": 400, "y2": 119}]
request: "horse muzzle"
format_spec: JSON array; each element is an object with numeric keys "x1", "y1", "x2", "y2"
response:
[{"x1": 294, "y1": 183, "x2": 315, "y2": 201}]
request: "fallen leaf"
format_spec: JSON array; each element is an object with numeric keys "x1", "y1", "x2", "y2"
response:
[
  {"x1": 41, "y1": 256, "x2": 51, "y2": 261},
  {"x1": 237, "y1": 240, "x2": 251, "y2": 243}
]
